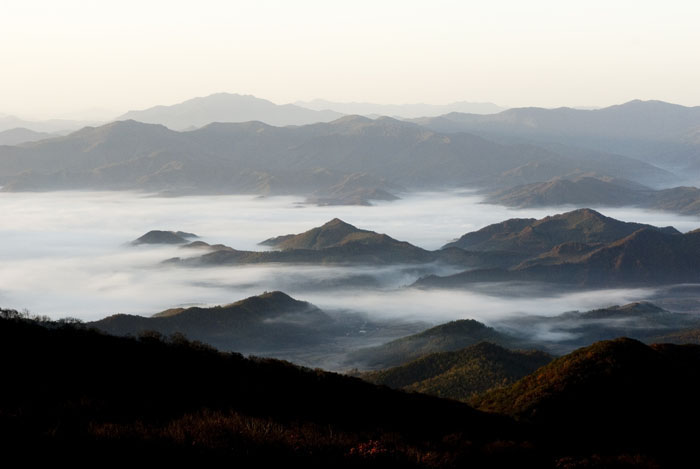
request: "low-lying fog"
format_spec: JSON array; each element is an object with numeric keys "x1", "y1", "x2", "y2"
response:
[{"x1": 1, "y1": 190, "x2": 698, "y2": 323}]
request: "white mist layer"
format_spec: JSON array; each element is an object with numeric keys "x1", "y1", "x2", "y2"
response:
[{"x1": 0, "y1": 190, "x2": 697, "y2": 321}]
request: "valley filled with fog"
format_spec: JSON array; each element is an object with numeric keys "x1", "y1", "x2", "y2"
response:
[{"x1": 2, "y1": 189, "x2": 698, "y2": 323}]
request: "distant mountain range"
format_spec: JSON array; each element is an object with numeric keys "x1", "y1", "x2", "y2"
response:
[
  {"x1": 118, "y1": 93, "x2": 505, "y2": 130},
  {"x1": 118, "y1": 93, "x2": 344, "y2": 130},
  {"x1": 4, "y1": 96, "x2": 700, "y2": 215},
  {"x1": 418, "y1": 208, "x2": 700, "y2": 288},
  {"x1": 0, "y1": 115, "x2": 669, "y2": 202},
  {"x1": 414, "y1": 99, "x2": 700, "y2": 178},
  {"x1": 0, "y1": 114, "x2": 99, "y2": 134},
  {"x1": 295, "y1": 99, "x2": 505, "y2": 118},
  {"x1": 0, "y1": 128, "x2": 54, "y2": 145}
]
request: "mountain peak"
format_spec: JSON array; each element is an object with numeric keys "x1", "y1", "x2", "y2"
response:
[
  {"x1": 131, "y1": 230, "x2": 198, "y2": 245},
  {"x1": 330, "y1": 115, "x2": 374, "y2": 125},
  {"x1": 260, "y1": 218, "x2": 368, "y2": 250},
  {"x1": 546, "y1": 208, "x2": 607, "y2": 223},
  {"x1": 230, "y1": 290, "x2": 309, "y2": 311},
  {"x1": 321, "y1": 218, "x2": 355, "y2": 229}
]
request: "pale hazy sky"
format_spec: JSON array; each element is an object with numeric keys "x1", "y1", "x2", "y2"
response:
[{"x1": 2, "y1": 0, "x2": 700, "y2": 118}]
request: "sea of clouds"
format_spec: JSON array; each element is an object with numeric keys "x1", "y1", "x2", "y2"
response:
[{"x1": 1, "y1": 190, "x2": 698, "y2": 323}]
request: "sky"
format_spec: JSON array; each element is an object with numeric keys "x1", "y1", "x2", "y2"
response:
[{"x1": 2, "y1": 0, "x2": 700, "y2": 118}]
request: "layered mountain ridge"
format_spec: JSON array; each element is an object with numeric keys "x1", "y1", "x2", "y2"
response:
[{"x1": 420, "y1": 208, "x2": 700, "y2": 288}]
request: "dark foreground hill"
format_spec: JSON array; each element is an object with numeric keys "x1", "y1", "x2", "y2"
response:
[
  {"x1": 4, "y1": 310, "x2": 700, "y2": 467},
  {"x1": 471, "y1": 338, "x2": 700, "y2": 466},
  {"x1": 361, "y1": 342, "x2": 552, "y2": 401},
  {"x1": 0, "y1": 310, "x2": 533, "y2": 467}
]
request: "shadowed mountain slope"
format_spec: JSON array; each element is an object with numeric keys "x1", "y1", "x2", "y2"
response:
[
  {"x1": 420, "y1": 227, "x2": 700, "y2": 288},
  {"x1": 5, "y1": 311, "x2": 700, "y2": 465},
  {"x1": 90, "y1": 291, "x2": 337, "y2": 353},
  {"x1": 420, "y1": 209, "x2": 700, "y2": 288},
  {"x1": 362, "y1": 342, "x2": 552, "y2": 401},
  {"x1": 473, "y1": 338, "x2": 700, "y2": 423},
  {"x1": 347, "y1": 319, "x2": 520, "y2": 369},
  {"x1": 471, "y1": 338, "x2": 700, "y2": 466},
  {"x1": 1, "y1": 311, "x2": 529, "y2": 466}
]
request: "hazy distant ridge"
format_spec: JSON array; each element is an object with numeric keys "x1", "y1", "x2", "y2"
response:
[
  {"x1": 295, "y1": 99, "x2": 505, "y2": 118},
  {"x1": 415, "y1": 100, "x2": 700, "y2": 176},
  {"x1": 0, "y1": 114, "x2": 669, "y2": 199},
  {"x1": 118, "y1": 93, "x2": 344, "y2": 130}
]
